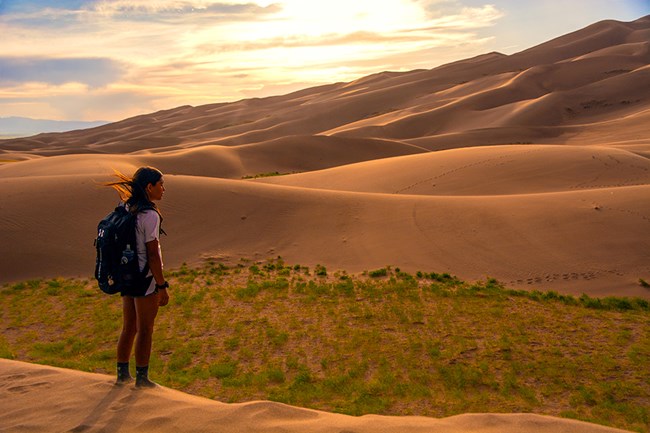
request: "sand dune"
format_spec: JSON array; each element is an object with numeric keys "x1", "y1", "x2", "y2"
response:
[
  {"x1": 1, "y1": 16, "x2": 650, "y2": 299},
  {"x1": 1, "y1": 14, "x2": 650, "y2": 433},
  {"x1": 1, "y1": 168, "x2": 649, "y2": 297},
  {"x1": 255, "y1": 144, "x2": 650, "y2": 196},
  {"x1": 2, "y1": 16, "x2": 648, "y2": 154},
  {"x1": 0, "y1": 359, "x2": 633, "y2": 433},
  {"x1": 0, "y1": 135, "x2": 425, "y2": 180}
]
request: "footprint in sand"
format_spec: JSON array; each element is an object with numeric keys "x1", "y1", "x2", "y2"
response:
[
  {"x1": 522, "y1": 272, "x2": 601, "y2": 285},
  {"x1": 7, "y1": 381, "x2": 52, "y2": 394},
  {"x1": 107, "y1": 393, "x2": 135, "y2": 412},
  {"x1": 0, "y1": 373, "x2": 28, "y2": 382}
]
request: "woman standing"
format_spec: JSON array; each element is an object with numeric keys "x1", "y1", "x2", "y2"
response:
[{"x1": 106, "y1": 166, "x2": 169, "y2": 388}]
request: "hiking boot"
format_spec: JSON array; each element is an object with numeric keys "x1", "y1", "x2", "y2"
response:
[
  {"x1": 116, "y1": 362, "x2": 133, "y2": 385},
  {"x1": 115, "y1": 375, "x2": 133, "y2": 386},
  {"x1": 135, "y1": 376, "x2": 157, "y2": 388},
  {"x1": 135, "y1": 365, "x2": 157, "y2": 388}
]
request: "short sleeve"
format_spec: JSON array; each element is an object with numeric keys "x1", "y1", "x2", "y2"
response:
[{"x1": 138, "y1": 210, "x2": 160, "y2": 244}]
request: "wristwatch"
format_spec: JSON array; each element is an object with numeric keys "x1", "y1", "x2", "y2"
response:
[{"x1": 156, "y1": 281, "x2": 169, "y2": 290}]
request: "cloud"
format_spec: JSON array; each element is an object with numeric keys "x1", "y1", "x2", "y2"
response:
[
  {"x1": 0, "y1": 0, "x2": 278, "y2": 13},
  {"x1": 0, "y1": 0, "x2": 94, "y2": 14},
  {"x1": 0, "y1": 1, "x2": 282, "y2": 28},
  {"x1": 206, "y1": 30, "x2": 418, "y2": 51},
  {"x1": 193, "y1": 27, "x2": 485, "y2": 60},
  {"x1": 0, "y1": 0, "x2": 508, "y2": 121},
  {"x1": 0, "y1": 57, "x2": 125, "y2": 87},
  {"x1": 0, "y1": 86, "x2": 160, "y2": 121},
  {"x1": 89, "y1": 1, "x2": 282, "y2": 22}
]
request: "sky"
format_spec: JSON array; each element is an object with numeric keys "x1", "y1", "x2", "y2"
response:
[{"x1": 0, "y1": 0, "x2": 647, "y2": 122}]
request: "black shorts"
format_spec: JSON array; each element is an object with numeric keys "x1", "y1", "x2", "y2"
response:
[{"x1": 120, "y1": 275, "x2": 155, "y2": 297}]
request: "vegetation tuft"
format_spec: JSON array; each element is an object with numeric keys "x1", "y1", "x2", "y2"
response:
[
  {"x1": 241, "y1": 171, "x2": 292, "y2": 179},
  {"x1": 1, "y1": 260, "x2": 649, "y2": 433}
]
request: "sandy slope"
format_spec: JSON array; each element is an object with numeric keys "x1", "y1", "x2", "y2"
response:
[
  {"x1": 2, "y1": 17, "x2": 648, "y2": 154},
  {"x1": 0, "y1": 135, "x2": 426, "y2": 179},
  {"x1": 1, "y1": 15, "x2": 650, "y2": 298},
  {"x1": 1, "y1": 163, "x2": 649, "y2": 297},
  {"x1": 0, "y1": 359, "x2": 633, "y2": 433},
  {"x1": 1, "y1": 14, "x2": 650, "y2": 433},
  {"x1": 255, "y1": 144, "x2": 650, "y2": 195}
]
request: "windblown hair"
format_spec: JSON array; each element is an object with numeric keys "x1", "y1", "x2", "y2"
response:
[{"x1": 105, "y1": 166, "x2": 163, "y2": 214}]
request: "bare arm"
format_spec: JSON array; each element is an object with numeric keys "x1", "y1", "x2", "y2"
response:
[{"x1": 146, "y1": 239, "x2": 169, "y2": 306}]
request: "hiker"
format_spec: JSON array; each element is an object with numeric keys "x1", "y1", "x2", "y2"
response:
[{"x1": 105, "y1": 166, "x2": 169, "y2": 388}]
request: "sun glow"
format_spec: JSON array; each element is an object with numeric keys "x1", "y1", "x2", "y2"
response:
[
  {"x1": 277, "y1": 0, "x2": 425, "y2": 35},
  {"x1": 2, "y1": 0, "x2": 643, "y2": 121},
  {"x1": 0, "y1": 0, "x2": 506, "y2": 120},
  {"x1": 181, "y1": 0, "x2": 437, "y2": 83}
]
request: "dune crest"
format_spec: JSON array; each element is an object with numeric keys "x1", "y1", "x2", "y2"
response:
[
  {"x1": 1, "y1": 16, "x2": 648, "y2": 154},
  {"x1": 0, "y1": 359, "x2": 632, "y2": 433},
  {"x1": 1, "y1": 15, "x2": 650, "y2": 299}
]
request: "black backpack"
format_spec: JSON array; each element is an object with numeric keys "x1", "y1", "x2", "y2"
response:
[{"x1": 94, "y1": 204, "x2": 150, "y2": 294}]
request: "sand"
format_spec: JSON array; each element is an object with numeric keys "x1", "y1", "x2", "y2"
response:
[
  {"x1": 1, "y1": 16, "x2": 650, "y2": 298},
  {"x1": 0, "y1": 359, "x2": 633, "y2": 433},
  {"x1": 0, "y1": 17, "x2": 650, "y2": 298},
  {"x1": 1, "y1": 15, "x2": 650, "y2": 432}
]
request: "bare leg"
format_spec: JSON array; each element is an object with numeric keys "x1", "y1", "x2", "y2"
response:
[
  {"x1": 117, "y1": 296, "x2": 137, "y2": 362},
  {"x1": 134, "y1": 293, "x2": 160, "y2": 366},
  {"x1": 116, "y1": 296, "x2": 137, "y2": 383},
  {"x1": 134, "y1": 293, "x2": 160, "y2": 387}
]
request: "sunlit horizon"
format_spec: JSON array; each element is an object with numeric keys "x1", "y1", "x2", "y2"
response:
[{"x1": 0, "y1": 0, "x2": 647, "y2": 122}]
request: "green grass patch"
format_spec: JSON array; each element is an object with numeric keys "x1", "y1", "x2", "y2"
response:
[
  {"x1": 1, "y1": 262, "x2": 649, "y2": 433},
  {"x1": 242, "y1": 171, "x2": 291, "y2": 179}
]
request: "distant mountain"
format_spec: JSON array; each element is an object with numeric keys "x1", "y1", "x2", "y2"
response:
[{"x1": 0, "y1": 117, "x2": 108, "y2": 138}]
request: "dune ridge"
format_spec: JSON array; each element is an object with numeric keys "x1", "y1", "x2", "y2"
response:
[
  {"x1": 1, "y1": 14, "x2": 650, "y2": 433},
  {"x1": 1, "y1": 15, "x2": 650, "y2": 296},
  {"x1": 1, "y1": 169, "x2": 648, "y2": 297},
  {"x1": 1, "y1": 16, "x2": 648, "y2": 154},
  {"x1": 0, "y1": 359, "x2": 633, "y2": 433}
]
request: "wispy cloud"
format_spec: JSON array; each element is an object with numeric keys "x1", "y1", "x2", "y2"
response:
[
  {"x1": 0, "y1": 0, "x2": 93, "y2": 14},
  {"x1": 0, "y1": 1, "x2": 507, "y2": 120},
  {"x1": 89, "y1": 1, "x2": 283, "y2": 23},
  {"x1": 0, "y1": 57, "x2": 125, "y2": 87},
  {"x1": 0, "y1": 0, "x2": 281, "y2": 30},
  {"x1": 0, "y1": 85, "x2": 159, "y2": 121},
  {"x1": 1, "y1": 0, "x2": 641, "y2": 122}
]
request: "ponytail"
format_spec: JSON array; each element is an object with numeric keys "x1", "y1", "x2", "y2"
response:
[{"x1": 105, "y1": 166, "x2": 163, "y2": 214}]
